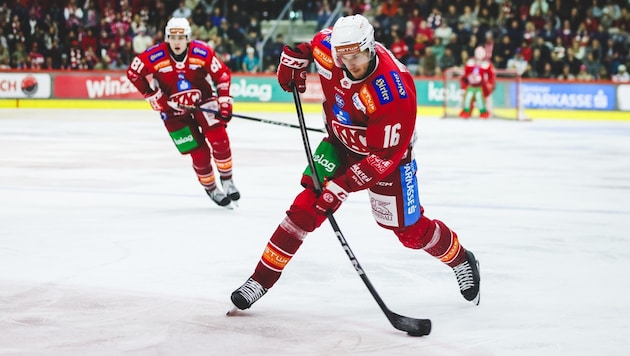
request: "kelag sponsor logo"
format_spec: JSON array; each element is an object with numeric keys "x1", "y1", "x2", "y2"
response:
[{"x1": 519, "y1": 83, "x2": 616, "y2": 110}]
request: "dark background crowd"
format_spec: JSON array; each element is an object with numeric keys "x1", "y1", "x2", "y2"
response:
[{"x1": 1, "y1": 0, "x2": 629, "y2": 82}]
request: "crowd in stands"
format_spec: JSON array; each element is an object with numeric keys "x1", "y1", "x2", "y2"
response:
[{"x1": 1, "y1": 0, "x2": 629, "y2": 82}]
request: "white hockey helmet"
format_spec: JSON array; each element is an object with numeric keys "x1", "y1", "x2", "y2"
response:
[
  {"x1": 165, "y1": 17, "x2": 191, "y2": 42},
  {"x1": 474, "y1": 46, "x2": 486, "y2": 61},
  {"x1": 330, "y1": 14, "x2": 375, "y2": 68}
]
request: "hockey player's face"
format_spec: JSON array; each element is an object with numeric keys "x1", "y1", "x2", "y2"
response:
[
  {"x1": 339, "y1": 51, "x2": 370, "y2": 78},
  {"x1": 167, "y1": 35, "x2": 188, "y2": 55}
]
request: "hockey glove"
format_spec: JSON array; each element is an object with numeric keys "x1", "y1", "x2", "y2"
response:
[
  {"x1": 217, "y1": 96, "x2": 233, "y2": 121},
  {"x1": 314, "y1": 180, "x2": 348, "y2": 215},
  {"x1": 277, "y1": 43, "x2": 312, "y2": 93},
  {"x1": 144, "y1": 87, "x2": 170, "y2": 112}
]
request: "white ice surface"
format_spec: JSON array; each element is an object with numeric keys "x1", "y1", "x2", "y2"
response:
[{"x1": 1, "y1": 109, "x2": 629, "y2": 355}]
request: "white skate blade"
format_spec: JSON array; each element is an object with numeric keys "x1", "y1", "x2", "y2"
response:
[{"x1": 226, "y1": 305, "x2": 240, "y2": 316}]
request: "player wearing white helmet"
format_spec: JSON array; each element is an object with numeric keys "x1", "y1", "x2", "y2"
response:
[
  {"x1": 459, "y1": 46, "x2": 496, "y2": 119},
  {"x1": 230, "y1": 14, "x2": 480, "y2": 313},
  {"x1": 126, "y1": 17, "x2": 240, "y2": 208}
]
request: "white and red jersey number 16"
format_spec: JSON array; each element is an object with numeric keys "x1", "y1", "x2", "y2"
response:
[{"x1": 383, "y1": 123, "x2": 401, "y2": 148}]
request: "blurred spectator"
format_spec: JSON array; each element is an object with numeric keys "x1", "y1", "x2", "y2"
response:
[
  {"x1": 210, "y1": 7, "x2": 226, "y2": 28},
  {"x1": 198, "y1": 19, "x2": 218, "y2": 43},
  {"x1": 67, "y1": 40, "x2": 85, "y2": 70},
  {"x1": 557, "y1": 63, "x2": 576, "y2": 80},
  {"x1": 241, "y1": 46, "x2": 260, "y2": 73},
  {"x1": 431, "y1": 36, "x2": 446, "y2": 62},
  {"x1": 458, "y1": 6, "x2": 477, "y2": 31},
  {"x1": 11, "y1": 42, "x2": 28, "y2": 69},
  {"x1": 132, "y1": 26, "x2": 153, "y2": 55},
  {"x1": 64, "y1": 0, "x2": 83, "y2": 33},
  {"x1": 612, "y1": 64, "x2": 630, "y2": 82},
  {"x1": 0, "y1": 45, "x2": 10, "y2": 67},
  {"x1": 81, "y1": 28, "x2": 98, "y2": 55},
  {"x1": 506, "y1": 48, "x2": 528, "y2": 75},
  {"x1": 494, "y1": 34, "x2": 514, "y2": 68},
  {"x1": 583, "y1": 51, "x2": 601, "y2": 79},
  {"x1": 27, "y1": 42, "x2": 44, "y2": 69},
  {"x1": 529, "y1": 48, "x2": 545, "y2": 76},
  {"x1": 263, "y1": 33, "x2": 285, "y2": 67},
  {"x1": 434, "y1": 21, "x2": 453, "y2": 45},
  {"x1": 419, "y1": 46, "x2": 438, "y2": 76},
  {"x1": 576, "y1": 64, "x2": 594, "y2": 80},
  {"x1": 390, "y1": 29, "x2": 409, "y2": 64},
  {"x1": 444, "y1": 5, "x2": 460, "y2": 29},
  {"x1": 539, "y1": 62, "x2": 555, "y2": 78},
  {"x1": 438, "y1": 45, "x2": 456, "y2": 71},
  {"x1": 172, "y1": 1, "x2": 192, "y2": 19},
  {"x1": 316, "y1": 0, "x2": 333, "y2": 31},
  {"x1": 529, "y1": 0, "x2": 549, "y2": 17},
  {"x1": 564, "y1": 47, "x2": 583, "y2": 75},
  {"x1": 83, "y1": 45, "x2": 100, "y2": 69}
]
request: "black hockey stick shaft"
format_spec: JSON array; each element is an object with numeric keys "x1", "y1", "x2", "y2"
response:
[
  {"x1": 291, "y1": 87, "x2": 431, "y2": 336},
  {"x1": 176, "y1": 103, "x2": 325, "y2": 133}
]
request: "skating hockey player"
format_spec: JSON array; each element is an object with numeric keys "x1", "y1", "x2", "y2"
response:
[
  {"x1": 459, "y1": 46, "x2": 496, "y2": 119},
  {"x1": 126, "y1": 17, "x2": 239, "y2": 207},
  {"x1": 230, "y1": 14, "x2": 481, "y2": 312}
]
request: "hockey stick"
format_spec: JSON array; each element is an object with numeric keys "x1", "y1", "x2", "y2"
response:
[
  {"x1": 175, "y1": 103, "x2": 325, "y2": 133},
  {"x1": 291, "y1": 87, "x2": 432, "y2": 337}
]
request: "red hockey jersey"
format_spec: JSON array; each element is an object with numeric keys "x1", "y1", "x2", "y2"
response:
[
  {"x1": 309, "y1": 29, "x2": 417, "y2": 193},
  {"x1": 126, "y1": 40, "x2": 231, "y2": 107}
]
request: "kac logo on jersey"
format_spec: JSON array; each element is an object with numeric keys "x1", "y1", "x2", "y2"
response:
[
  {"x1": 177, "y1": 74, "x2": 191, "y2": 91},
  {"x1": 332, "y1": 104, "x2": 351, "y2": 125},
  {"x1": 372, "y1": 75, "x2": 393, "y2": 105},
  {"x1": 390, "y1": 72, "x2": 407, "y2": 99}
]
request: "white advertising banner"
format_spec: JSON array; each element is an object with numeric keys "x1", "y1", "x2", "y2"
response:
[{"x1": 0, "y1": 73, "x2": 52, "y2": 98}]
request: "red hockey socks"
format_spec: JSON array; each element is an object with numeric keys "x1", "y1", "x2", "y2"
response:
[
  {"x1": 395, "y1": 215, "x2": 466, "y2": 268},
  {"x1": 252, "y1": 217, "x2": 307, "y2": 289}
]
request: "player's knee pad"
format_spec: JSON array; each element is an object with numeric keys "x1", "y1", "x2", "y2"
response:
[{"x1": 285, "y1": 188, "x2": 327, "y2": 233}]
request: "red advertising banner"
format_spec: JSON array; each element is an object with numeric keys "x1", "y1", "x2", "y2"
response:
[{"x1": 54, "y1": 73, "x2": 143, "y2": 99}]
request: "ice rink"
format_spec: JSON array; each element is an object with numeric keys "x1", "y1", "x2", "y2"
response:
[{"x1": 1, "y1": 108, "x2": 629, "y2": 355}]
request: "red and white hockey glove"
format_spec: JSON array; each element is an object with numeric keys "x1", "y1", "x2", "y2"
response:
[
  {"x1": 217, "y1": 96, "x2": 233, "y2": 121},
  {"x1": 314, "y1": 180, "x2": 349, "y2": 215},
  {"x1": 277, "y1": 43, "x2": 311, "y2": 93},
  {"x1": 144, "y1": 87, "x2": 171, "y2": 112}
]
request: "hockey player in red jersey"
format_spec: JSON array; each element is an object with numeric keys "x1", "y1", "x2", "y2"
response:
[
  {"x1": 230, "y1": 14, "x2": 481, "y2": 311},
  {"x1": 126, "y1": 17, "x2": 239, "y2": 207},
  {"x1": 459, "y1": 46, "x2": 496, "y2": 119}
]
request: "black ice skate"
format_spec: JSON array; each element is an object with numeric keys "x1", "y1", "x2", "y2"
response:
[
  {"x1": 205, "y1": 187, "x2": 231, "y2": 207},
  {"x1": 230, "y1": 277, "x2": 268, "y2": 310},
  {"x1": 221, "y1": 178, "x2": 240, "y2": 201},
  {"x1": 453, "y1": 250, "x2": 480, "y2": 305}
]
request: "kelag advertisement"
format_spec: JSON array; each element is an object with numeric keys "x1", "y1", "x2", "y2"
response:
[{"x1": 0, "y1": 71, "x2": 627, "y2": 112}]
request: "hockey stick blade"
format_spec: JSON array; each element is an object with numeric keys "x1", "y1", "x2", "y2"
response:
[
  {"x1": 388, "y1": 311, "x2": 432, "y2": 336},
  {"x1": 174, "y1": 102, "x2": 325, "y2": 133}
]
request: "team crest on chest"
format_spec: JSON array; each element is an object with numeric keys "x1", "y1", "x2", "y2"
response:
[{"x1": 331, "y1": 121, "x2": 368, "y2": 155}]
